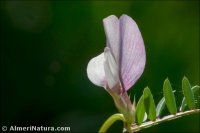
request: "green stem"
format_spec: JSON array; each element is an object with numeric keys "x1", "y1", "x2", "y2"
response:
[
  {"x1": 99, "y1": 113, "x2": 125, "y2": 133},
  {"x1": 129, "y1": 109, "x2": 200, "y2": 132}
]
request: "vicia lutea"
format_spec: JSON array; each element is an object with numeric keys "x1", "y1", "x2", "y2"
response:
[{"x1": 87, "y1": 14, "x2": 146, "y2": 124}]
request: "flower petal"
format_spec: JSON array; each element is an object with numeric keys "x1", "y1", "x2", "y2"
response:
[
  {"x1": 103, "y1": 15, "x2": 120, "y2": 64},
  {"x1": 119, "y1": 14, "x2": 146, "y2": 91},
  {"x1": 87, "y1": 53, "x2": 107, "y2": 87},
  {"x1": 104, "y1": 47, "x2": 119, "y2": 89}
]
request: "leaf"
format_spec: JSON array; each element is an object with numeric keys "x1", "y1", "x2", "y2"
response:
[
  {"x1": 193, "y1": 86, "x2": 200, "y2": 108},
  {"x1": 163, "y1": 78, "x2": 177, "y2": 114},
  {"x1": 135, "y1": 95, "x2": 145, "y2": 125},
  {"x1": 143, "y1": 87, "x2": 156, "y2": 121},
  {"x1": 143, "y1": 113, "x2": 147, "y2": 122},
  {"x1": 192, "y1": 85, "x2": 200, "y2": 93},
  {"x1": 156, "y1": 97, "x2": 166, "y2": 117},
  {"x1": 180, "y1": 85, "x2": 200, "y2": 111},
  {"x1": 179, "y1": 97, "x2": 187, "y2": 112},
  {"x1": 182, "y1": 77, "x2": 196, "y2": 109},
  {"x1": 133, "y1": 95, "x2": 136, "y2": 107},
  {"x1": 156, "y1": 90, "x2": 175, "y2": 116}
]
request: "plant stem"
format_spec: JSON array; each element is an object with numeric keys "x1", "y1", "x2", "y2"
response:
[
  {"x1": 99, "y1": 113, "x2": 125, "y2": 133},
  {"x1": 129, "y1": 109, "x2": 200, "y2": 132}
]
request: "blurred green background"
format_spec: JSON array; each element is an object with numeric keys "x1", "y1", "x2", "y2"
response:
[{"x1": 1, "y1": 1, "x2": 199, "y2": 132}]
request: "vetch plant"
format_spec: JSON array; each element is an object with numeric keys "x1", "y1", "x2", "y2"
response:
[
  {"x1": 87, "y1": 14, "x2": 200, "y2": 133},
  {"x1": 87, "y1": 14, "x2": 145, "y2": 125}
]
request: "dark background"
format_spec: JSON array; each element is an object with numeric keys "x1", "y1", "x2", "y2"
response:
[{"x1": 1, "y1": 1, "x2": 199, "y2": 132}]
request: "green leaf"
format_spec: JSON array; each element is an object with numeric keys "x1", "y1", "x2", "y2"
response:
[
  {"x1": 193, "y1": 86, "x2": 200, "y2": 108},
  {"x1": 135, "y1": 95, "x2": 145, "y2": 125},
  {"x1": 192, "y1": 85, "x2": 200, "y2": 93},
  {"x1": 156, "y1": 97, "x2": 165, "y2": 117},
  {"x1": 179, "y1": 97, "x2": 187, "y2": 112},
  {"x1": 133, "y1": 95, "x2": 136, "y2": 107},
  {"x1": 182, "y1": 77, "x2": 195, "y2": 109},
  {"x1": 143, "y1": 87, "x2": 156, "y2": 121},
  {"x1": 180, "y1": 85, "x2": 200, "y2": 111},
  {"x1": 163, "y1": 78, "x2": 177, "y2": 114},
  {"x1": 143, "y1": 113, "x2": 147, "y2": 122}
]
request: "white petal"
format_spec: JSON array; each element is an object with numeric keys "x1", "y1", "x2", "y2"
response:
[
  {"x1": 87, "y1": 53, "x2": 106, "y2": 87},
  {"x1": 104, "y1": 47, "x2": 119, "y2": 89}
]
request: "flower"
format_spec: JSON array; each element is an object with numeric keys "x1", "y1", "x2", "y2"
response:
[{"x1": 87, "y1": 14, "x2": 146, "y2": 124}]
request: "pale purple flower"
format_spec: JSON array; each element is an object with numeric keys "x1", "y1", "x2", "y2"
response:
[
  {"x1": 87, "y1": 14, "x2": 145, "y2": 94},
  {"x1": 87, "y1": 14, "x2": 146, "y2": 123}
]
